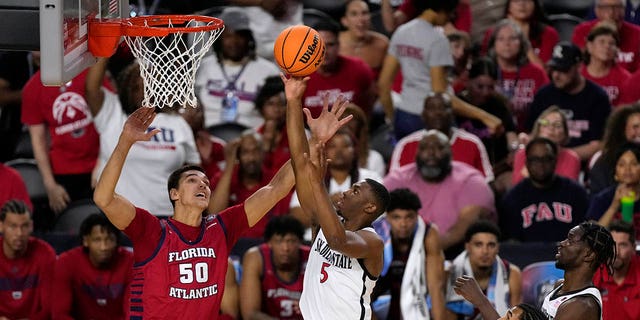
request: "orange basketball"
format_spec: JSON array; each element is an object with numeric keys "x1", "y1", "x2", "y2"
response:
[{"x1": 273, "y1": 25, "x2": 325, "y2": 77}]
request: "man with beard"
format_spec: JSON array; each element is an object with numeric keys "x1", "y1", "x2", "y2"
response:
[
  {"x1": 593, "y1": 220, "x2": 640, "y2": 320},
  {"x1": 389, "y1": 92, "x2": 493, "y2": 182},
  {"x1": 53, "y1": 213, "x2": 134, "y2": 320},
  {"x1": 384, "y1": 130, "x2": 495, "y2": 259},
  {"x1": 371, "y1": 188, "x2": 446, "y2": 320},
  {"x1": 196, "y1": 7, "x2": 280, "y2": 127},
  {"x1": 0, "y1": 199, "x2": 56, "y2": 319},
  {"x1": 541, "y1": 221, "x2": 616, "y2": 320},
  {"x1": 445, "y1": 220, "x2": 522, "y2": 320},
  {"x1": 526, "y1": 42, "x2": 611, "y2": 161},
  {"x1": 209, "y1": 130, "x2": 293, "y2": 238},
  {"x1": 240, "y1": 215, "x2": 310, "y2": 320},
  {"x1": 501, "y1": 138, "x2": 588, "y2": 242}
]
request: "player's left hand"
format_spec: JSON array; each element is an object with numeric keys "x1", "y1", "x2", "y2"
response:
[
  {"x1": 453, "y1": 275, "x2": 486, "y2": 306},
  {"x1": 305, "y1": 94, "x2": 352, "y2": 144},
  {"x1": 120, "y1": 106, "x2": 161, "y2": 145}
]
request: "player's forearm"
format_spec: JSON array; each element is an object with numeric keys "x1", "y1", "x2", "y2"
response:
[
  {"x1": 29, "y1": 125, "x2": 57, "y2": 187},
  {"x1": 93, "y1": 139, "x2": 133, "y2": 208},
  {"x1": 85, "y1": 57, "x2": 108, "y2": 116},
  {"x1": 208, "y1": 164, "x2": 234, "y2": 214},
  {"x1": 308, "y1": 178, "x2": 347, "y2": 246},
  {"x1": 285, "y1": 91, "x2": 310, "y2": 167}
]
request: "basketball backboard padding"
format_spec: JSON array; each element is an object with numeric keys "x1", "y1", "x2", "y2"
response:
[
  {"x1": 39, "y1": 0, "x2": 129, "y2": 86},
  {"x1": 0, "y1": 0, "x2": 40, "y2": 51}
]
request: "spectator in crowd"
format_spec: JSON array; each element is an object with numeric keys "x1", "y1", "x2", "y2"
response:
[
  {"x1": 339, "y1": 0, "x2": 390, "y2": 79},
  {"x1": 456, "y1": 58, "x2": 518, "y2": 181},
  {"x1": 371, "y1": 188, "x2": 446, "y2": 320},
  {"x1": 240, "y1": 215, "x2": 309, "y2": 320},
  {"x1": 86, "y1": 58, "x2": 200, "y2": 218},
  {"x1": 586, "y1": 0, "x2": 640, "y2": 26},
  {"x1": 254, "y1": 75, "x2": 291, "y2": 171},
  {"x1": 378, "y1": 0, "x2": 502, "y2": 140},
  {"x1": 618, "y1": 64, "x2": 640, "y2": 104},
  {"x1": 482, "y1": 0, "x2": 559, "y2": 66},
  {"x1": 586, "y1": 143, "x2": 640, "y2": 239},
  {"x1": 22, "y1": 66, "x2": 109, "y2": 215},
  {"x1": 501, "y1": 137, "x2": 588, "y2": 242},
  {"x1": 581, "y1": 22, "x2": 631, "y2": 107},
  {"x1": 0, "y1": 51, "x2": 37, "y2": 162},
  {"x1": 541, "y1": 222, "x2": 615, "y2": 319},
  {"x1": 290, "y1": 127, "x2": 383, "y2": 228},
  {"x1": 196, "y1": 7, "x2": 280, "y2": 127},
  {"x1": 341, "y1": 103, "x2": 387, "y2": 177},
  {"x1": 52, "y1": 213, "x2": 133, "y2": 320},
  {"x1": 513, "y1": 106, "x2": 581, "y2": 185},
  {"x1": 573, "y1": 0, "x2": 640, "y2": 73},
  {"x1": 303, "y1": 19, "x2": 376, "y2": 119},
  {"x1": 379, "y1": 0, "x2": 472, "y2": 34},
  {"x1": 210, "y1": 131, "x2": 292, "y2": 238},
  {"x1": 390, "y1": 93, "x2": 494, "y2": 181},
  {"x1": 228, "y1": 0, "x2": 303, "y2": 61},
  {"x1": 0, "y1": 199, "x2": 55, "y2": 319},
  {"x1": 589, "y1": 103, "x2": 640, "y2": 194},
  {"x1": 593, "y1": 220, "x2": 640, "y2": 320},
  {"x1": 527, "y1": 42, "x2": 612, "y2": 161},
  {"x1": 448, "y1": 31, "x2": 473, "y2": 94},
  {"x1": 445, "y1": 220, "x2": 522, "y2": 320},
  {"x1": 179, "y1": 102, "x2": 227, "y2": 180},
  {"x1": 486, "y1": 19, "x2": 549, "y2": 132},
  {"x1": 384, "y1": 130, "x2": 495, "y2": 258},
  {"x1": 0, "y1": 162, "x2": 32, "y2": 210}
]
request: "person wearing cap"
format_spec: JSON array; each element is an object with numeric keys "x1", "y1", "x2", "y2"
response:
[
  {"x1": 195, "y1": 7, "x2": 280, "y2": 128},
  {"x1": 526, "y1": 41, "x2": 612, "y2": 161},
  {"x1": 573, "y1": 0, "x2": 640, "y2": 73}
]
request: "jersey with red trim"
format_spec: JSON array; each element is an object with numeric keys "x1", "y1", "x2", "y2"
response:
[
  {"x1": 260, "y1": 244, "x2": 310, "y2": 319},
  {"x1": 0, "y1": 237, "x2": 56, "y2": 320},
  {"x1": 53, "y1": 246, "x2": 133, "y2": 320},
  {"x1": 389, "y1": 128, "x2": 494, "y2": 181},
  {"x1": 128, "y1": 213, "x2": 246, "y2": 319}
]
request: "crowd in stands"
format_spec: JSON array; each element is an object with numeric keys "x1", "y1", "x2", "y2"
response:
[{"x1": 3, "y1": 0, "x2": 640, "y2": 319}]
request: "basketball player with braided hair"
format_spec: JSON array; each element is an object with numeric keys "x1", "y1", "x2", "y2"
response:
[{"x1": 541, "y1": 221, "x2": 616, "y2": 320}]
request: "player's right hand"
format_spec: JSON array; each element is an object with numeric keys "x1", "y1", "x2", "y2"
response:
[
  {"x1": 120, "y1": 106, "x2": 161, "y2": 145},
  {"x1": 45, "y1": 182, "x2": 70, "y2": 214}
]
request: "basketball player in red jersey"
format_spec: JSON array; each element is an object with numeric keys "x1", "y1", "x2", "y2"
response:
[
  {"x1": 94, "y1": 102, "x2": 348, "y2": 319},
  {"x1": 240, "y1": 215, "x2": 310, "y2": 320}
]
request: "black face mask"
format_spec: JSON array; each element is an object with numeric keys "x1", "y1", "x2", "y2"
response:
[{"x1": 416, "y1": 153, "x2": 452, "y2": 183}]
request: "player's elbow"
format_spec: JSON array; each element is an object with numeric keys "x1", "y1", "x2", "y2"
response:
[{"x1": 92, "y1": 190, "x2": 112, "y2": 210}]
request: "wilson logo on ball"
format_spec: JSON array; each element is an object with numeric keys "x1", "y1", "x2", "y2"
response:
[{"x1": 299, "y1": 34, "x2": 319, "y2": 64}]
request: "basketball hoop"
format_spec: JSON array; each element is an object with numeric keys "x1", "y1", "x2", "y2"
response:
[{"x1": 89, "y1": 15, "x2": 224, "y2": 108}]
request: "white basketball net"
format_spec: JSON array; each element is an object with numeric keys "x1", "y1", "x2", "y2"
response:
[{"x1": 124, "y1": 18, "x2": 224, "y2": 108}]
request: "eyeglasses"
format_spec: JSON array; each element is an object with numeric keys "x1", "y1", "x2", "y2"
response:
[
  {"x1": 538, "y1": 119, "x2": 564, "y2": 129},
  {"x1": 526, "y1": 155, "x2": 556, "y2": 164}
]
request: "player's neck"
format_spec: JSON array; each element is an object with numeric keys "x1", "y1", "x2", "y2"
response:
[
  {"x1": 559, "y1": 269, "x2": 594, "y2": 292},
  {"x1": 472, "y1": 265, "x2": 493, "y2": 282},
  {"x1": 2, "y1": 242, "x2": 26, "y2": 260},
  {"x1": 173, "y1": 207, "x2": 204, "y2": 227}
]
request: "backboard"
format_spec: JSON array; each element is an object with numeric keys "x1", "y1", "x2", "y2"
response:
[{"x1": 39, "y1": 0, "x2": 129, "y2": 86}]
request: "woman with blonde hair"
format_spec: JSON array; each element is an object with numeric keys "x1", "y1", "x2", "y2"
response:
[{"x1": 512, "y1": 106, "x2": 581, "y2": 185}]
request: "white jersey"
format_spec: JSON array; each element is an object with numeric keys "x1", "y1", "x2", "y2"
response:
[
  {"x1": 300, "y1": 227, "x2": 378, "y2": 320},
  {"x1": 541, "y1": 284, "x2": 602, "y2": 320}
]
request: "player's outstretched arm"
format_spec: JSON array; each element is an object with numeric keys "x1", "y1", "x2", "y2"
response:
[
  {"x1": 85, "y1": 57, "x2": 108, "y2": 116},
  {"x1": 93, "y1": 107, "x2": 161, "y2": 230},
  {"x1": 425, "y1": 224, "x2": 446, "y2": 320}
]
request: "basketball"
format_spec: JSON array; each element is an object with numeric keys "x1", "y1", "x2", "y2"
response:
[{"x1": 273, "y1": 25, "x2": 325, "y2": 77}]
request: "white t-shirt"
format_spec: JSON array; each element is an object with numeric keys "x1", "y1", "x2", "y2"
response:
[
  {"x1": 243, "y1": 2, "x2": 303, "y2": 61},
  {"x1": 300, "y1": 227, "x2": 377, "y2": 320},
  {"x1": 195, "y1": 54, "x2": 280, "y2": 128},
  {"x1": 93, "y1": 90, "x2": 200, "y2": 217}
]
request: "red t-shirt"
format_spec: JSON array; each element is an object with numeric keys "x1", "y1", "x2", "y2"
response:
[
  {"x1": 482, "y1": 25, "x2": 559, "y2": 63},
  {"x1": 123, "y1": 206, "x2": 249, "y2": 319},
  {"x1": 389, "y1": 128, "x2": 493, "y2": 180},
  {"x1": 496, "y1": 63, "x2": 549, "y2": 132},
  {"x1": 0, "y1": 237, "x2": 56, "y2": 320},
  {"x1": 581, "y1": 64, "x2": 631, "y2": 107},
  {"x1": 259, "y1": 243, "x2": 309, "y2": 319},
  {"x1": 201, "y1": 133, "x2": 226, "y2": 180},
  {"x1": 398, "y1": 0, "x2": 471, "y2": 33},
  {"x1": 511, "y1": 147, "x2": 581, "y2": 185},
  {"x1": 593, "y1": 255, "x2": 640, "y2": 320},
  {"x1": 21, "y1": 69, "x2": 106, "y2": 175},
  {"x1": 211, "y1": 165, "x2": 292, "y2": 238},
  {"x1": 573, "y1": 21, "x2": 640, "y2": 73},
  {"x1": 0, "y1": 163, "x2": 32, "y2": 210},
  {"x1": 619, "y1": 68, "x2": 640, "y2": 104},
  {"x1": 52, "y1": 246, "x2": 134, "y2": 320},
  {"x1": 302, "y1": 55, "x2": 375, "y2": 118}
]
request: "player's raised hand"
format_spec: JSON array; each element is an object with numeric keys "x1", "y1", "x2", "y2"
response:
[
  {"x1": 280, "y1": 73, "x2": 309, "y2": 102},
  {"x1": 304, "y1": 94, "x2": 353, "y2": 144},
  {"x1": 304, "y1": 140, "x2": 328, "y2": 183},
  {"x1": 120, "y1": 107, "x2": 161, "y2": 145},
  {"x1": 453, "y1": 276, "x2": 486, "y2": 306}
]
